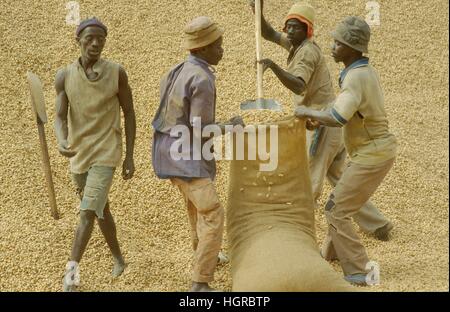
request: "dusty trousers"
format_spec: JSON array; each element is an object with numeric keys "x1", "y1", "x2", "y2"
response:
[
  {"x1": 307, "y1": 126, "x2": 390, "y2": 233},
  {"x1": 321, "y1": 158, "x2": 395, "y2": 275},
  {"x1": 171, "y1": 178, "x2": 224, "y2": 283}
]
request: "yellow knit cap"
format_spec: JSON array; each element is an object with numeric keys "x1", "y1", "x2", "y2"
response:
[
  {"x1": 283, "y1": 3, "x2": 315, "y2": 37},
  {"x1": 183, "y1": 16, "x2": 224, "y2": 50}
]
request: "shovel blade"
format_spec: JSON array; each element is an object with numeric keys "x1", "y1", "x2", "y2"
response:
[
  {"x1": 27, "y1": 71, "x2": 48, "y2": 123},
  {"x1": 240, "y1": 98, "x2": 282, "y2": 111}
]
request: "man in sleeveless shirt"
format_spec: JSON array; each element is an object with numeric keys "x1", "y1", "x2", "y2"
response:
[
  {"x1": 54, "y1": 18, "x2": 136, "y2": 291},
  {"x1": 295, "y1": 17, "x2": 397, "y2": 285},
  {"x1": 152, "y1": 16, "x2": 244, "y2": 292},
  {"x1": 249, "y1": 0, "x2": 393, "y2": 241}
]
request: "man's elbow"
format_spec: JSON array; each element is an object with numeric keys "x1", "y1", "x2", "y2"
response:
[
  {"x1": 329, "y1": 118, "x2": 344, "y2": 128},
  {"x1": 292, "y1": 86, "x2": 305, "y2": 95},
  {"x1": 261, "y1": 31, "x2": 271, "y2": 41},
  {"x1": 292, "y1": 80, "x2": 306, "y2": 95}
]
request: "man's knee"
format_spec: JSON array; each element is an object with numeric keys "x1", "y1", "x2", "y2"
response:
[
  {"x1": 184, "y1": 179, "x2": 219, "y2": 209},
  {"x1": 101, "y1": 201, "x2": 111, "y2": 217},
  {"x1": 324, "y1": 194, "x2": 342, "y2": 226},
  {"x1": 325, "y1": 196, "x2": 356, "y2": 227},
  {"x1": 79, "y1": 210, "x2": 96, "y2": 227},
  {"x1": 203, "y1": 203, "x2": 224, "y2": 225},
  {"x1": 200, "y1": 203, "x2": 224, "y2": 239}
]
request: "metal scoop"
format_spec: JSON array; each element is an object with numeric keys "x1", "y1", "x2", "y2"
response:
[{"x1": 241, "y1": 0, "x2": 281, "y2": 111}]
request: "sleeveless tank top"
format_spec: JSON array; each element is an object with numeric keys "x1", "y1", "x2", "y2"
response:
[{"x1": 65, "y1": 58, "x2": 122, "y2": 174}]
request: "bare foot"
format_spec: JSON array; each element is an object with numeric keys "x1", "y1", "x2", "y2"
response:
[
  {"x1": 62, "y1": 261, "x2": 80, "y2": 292},
  {"x1": 112, "y1": 259, "x2": 127, "y2": 278}
]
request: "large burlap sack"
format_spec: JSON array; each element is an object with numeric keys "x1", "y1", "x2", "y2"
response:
[{"x1": 227, "y1": 116, "x2": 354, "y2": 291}]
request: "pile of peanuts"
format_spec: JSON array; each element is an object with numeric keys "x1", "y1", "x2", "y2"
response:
[{"x1": 0, "y1": 0, "x2": 447, "y2": 291}]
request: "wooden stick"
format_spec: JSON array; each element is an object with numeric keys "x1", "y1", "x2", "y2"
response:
[
  {"x1": 27, "y1": 71, "x2": 59, "y2": 220},
  {"x1": 36, "y1": 118, "x2": 59, "y2": 220},
  {"x1": 255, "y1": 0, "x2": 264, "y2": 100}
]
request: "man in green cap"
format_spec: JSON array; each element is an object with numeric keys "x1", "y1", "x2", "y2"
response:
[
  {"x1": 295, "y1": 16, "x2": 397, "y2": 285},
  {"x1": 250, "y1": 0, "x2": 393, "y2": 241},
  {"x1": 152, "y1": 16, "x2": 244, "y2": 292},
  {"x1": 55, "y1": 17, "x2": 136, "y2": 291}
]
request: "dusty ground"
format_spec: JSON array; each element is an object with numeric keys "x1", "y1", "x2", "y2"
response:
[{"x1": 0, "y1": 0, "x2": 448, "y2": 292}]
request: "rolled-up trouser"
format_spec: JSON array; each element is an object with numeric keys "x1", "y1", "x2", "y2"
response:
[
  {"x1": 321, "y1": 158, "x2": 395, "y2": 275},
  {"x1": 307, "y1": 126, "x2": 390, "y2": 233},
  {"x1": 171, "y1": 178, "x2": 224, "y2": 283},
  {"x1": 71, "y1": 166, "x2": 115, "y2": 219}
]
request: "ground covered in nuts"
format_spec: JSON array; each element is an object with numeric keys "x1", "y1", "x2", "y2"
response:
[{"x1": 0, "y1": 0, "x2": 448, "y2": 291}]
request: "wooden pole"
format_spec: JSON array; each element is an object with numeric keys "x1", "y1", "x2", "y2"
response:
[
  {"x1": 255, "y1": 0, "x2": 264, "y2": 100},
  {"x1": 36, "y1": 118, "x2": 59, "y2": 220},
  {"x1": 27, "y1": 71, "x2": 59, "y2": 220}
]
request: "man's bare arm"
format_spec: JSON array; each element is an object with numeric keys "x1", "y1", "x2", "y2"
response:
[
  {"x1": 54, "y1": 69, "x2": 76, "y2": 158},
  {"x1": 295, "y1": 106, "x2": 342, "y2": 128},
  {"x1": 259, "y1": 59, "x2": 306, "y2": 95},
  {"x1": 250, "y1": 0, "x2": 290, "y2": 50},
  {"x1": 118, "y1": 66, "x2": 136, "y2": 180}
]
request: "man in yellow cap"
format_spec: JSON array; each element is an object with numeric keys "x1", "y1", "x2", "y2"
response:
[
  {"x1": 250, "y1": 0, "x2": 393, "y2": 241},
  {"x1": 152, "y1": 16, "x2": 244, "y2": 292},
  {"x1": 295, "y1": 16, "x2": 397, "y2": 285}
]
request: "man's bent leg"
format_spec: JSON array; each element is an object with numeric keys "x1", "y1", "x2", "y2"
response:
[
  {"x1": 327, "y1": 150, "x2": 392, "y2": 236},
  {"x1": 193, "y1": 195, "x2": 224, "y2": 284},
  {"x1": 353, "y1": 201, "x2": 391, "y2": 235},
  {"x1": 171, "y1": 178, "x2": 224, "y2": 291},
  {"x1": 64, "y1": 210, "x2": 95, "y2": 291},
  {"x1": 187, "y1": 200, "x2": 199, "y2": 251},
  {"x1": 172, "y1": 179, "x2": 199, "y2": 251},
  {"x1": 186, "y1": 179, "x2": 224, "y2": 290},
  {"x1": 64, "y1": 172, "x2": 89, "y2": 291},
  {"x1": 323, "y1": 158, "x2": 395, "y2": 276},
  {"x1": 70, "y1": 210, "x2": 96, "y2": 263},
  {"x1": 97, "y1": 202, "x2": 126, "y2": 277},
  {"x1": 77, "y1": 166, "x2": 122, "y2": 277}
]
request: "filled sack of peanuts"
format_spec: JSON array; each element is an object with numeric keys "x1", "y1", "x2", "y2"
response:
[{"x1": 227, "y1": 116, "x2": 354, "y2": 291}]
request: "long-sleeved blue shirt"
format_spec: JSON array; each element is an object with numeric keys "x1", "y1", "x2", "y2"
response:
[{"x1": 152, "y1": 55, "x2": 217, "y2": 180}]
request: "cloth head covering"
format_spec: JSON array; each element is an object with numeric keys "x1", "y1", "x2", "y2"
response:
[
  {"x1": 331, "y1": 16, "x2": 370, "y2": 53},
  {"x1": 283, "y1": 3, "x2": 315, "y2": 39},
  {"x1": 183, "y1": 16, "x2": 224, "y2": 50},
  {"x1": 76, "y1": 17, "x2": 108, "y2": 37}
]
